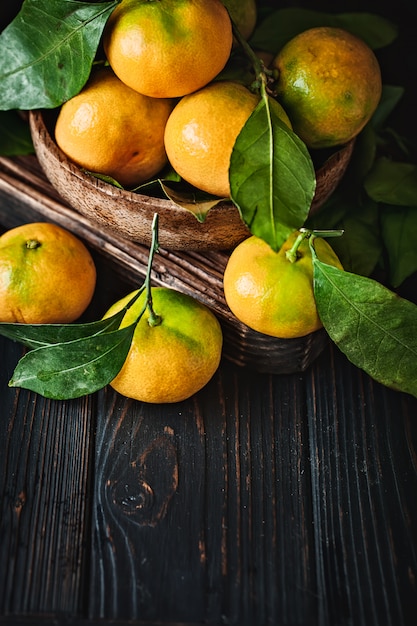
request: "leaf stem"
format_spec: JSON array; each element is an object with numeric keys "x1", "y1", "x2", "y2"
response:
[
  {"x1": 285, "y1": 229, "x2": 311, "y2": 263},
  {"x1": 144, "y1": 213, "x2": 162, "y2": 327},
  {"x1": 231, "y1": 21, "x2": 276, "y2": 94}
]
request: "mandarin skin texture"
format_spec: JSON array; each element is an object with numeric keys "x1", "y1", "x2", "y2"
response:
[
  {"x1": 273, "y1": 27, "x2": 382, "y2": 148},
  {"x1": 103, "y1": 0, "x2": 233, "y2": 98}
]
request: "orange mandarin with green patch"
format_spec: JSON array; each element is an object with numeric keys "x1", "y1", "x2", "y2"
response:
[
  {"x1": 103, "y1": 286, "x2": 223, "y2": 403},
  {"x1": 0, "y1": 222, "x2": 96, "y2": 324},
  {"x1": 272, "y1": 26, "x2": 382, "y2": 149},
  {"x1": 103, "y1": 0, "x2": 233, "y2": 98},
  {"x1": 223, "y1": 232, "x2": 344, "y2": 339}
]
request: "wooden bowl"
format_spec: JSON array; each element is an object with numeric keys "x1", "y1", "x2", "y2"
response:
[{"x1": 29, "y1": 110, "x2": 354, "y2": 251}]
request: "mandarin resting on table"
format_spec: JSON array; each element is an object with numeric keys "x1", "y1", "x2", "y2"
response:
[
  {"x1": 0, "y1": 222, "x2": 96, "y2": 324},
  {"x1": 54, "y1": 67, "x2": 175, "y2": 188},
  {"x1": 103, "y1": 287, "x2": 223, "y2": 404},
  {"x1": 272, "y1": 26, "x2": 382, "y2": 149},
  {"x1": 164, "y1": 80, "x2": 292, "y2": 198},
  {"x1": 103, "y1": 0, "x2": 233, "y2": 98},
  {"x1": 223, "y1": 232, "x2": 344, "y2": 339}
]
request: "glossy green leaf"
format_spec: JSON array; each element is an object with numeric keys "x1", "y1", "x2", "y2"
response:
[
  {"x1": 312, "y1": 247, "x2": 417, "y2": 399},
  {"x1": 0, "y1": 0, "x2": 119, "y2": 111},
  {"x1": 0, "y1": 311, "x2": 126, "y2": 349},
  {"x1": 230, "y1": 95, "x2": 316, "y2": 251},
  {"x1": 249, "y1": 9, "x2": 398, "y2": 55},
  {"x1": 9, "y1": 324, "x2": 136, "y2": 400}
]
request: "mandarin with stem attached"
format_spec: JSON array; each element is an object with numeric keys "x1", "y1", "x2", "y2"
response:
[
  {"x1": 223, "y1": 231, "x2": 343, "y2": 339},
  {"x1": 0, "y1": 222, "x2": 96, "y2": 324},
  {"x1": 103, "y1": 287, "x2": 223, "y2": 403}
]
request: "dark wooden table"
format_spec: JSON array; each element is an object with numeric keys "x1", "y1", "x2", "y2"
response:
[{"x1": 1, "y1": 1, "x2": 417, "y2": 625}]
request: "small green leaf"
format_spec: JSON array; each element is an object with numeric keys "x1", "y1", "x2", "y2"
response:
[
  {"x1": 0, "y1": 111, "x2": 34, "y2": 155},
  {"x1": 0, "y1": 0, "x2": 119, "y2": 110},
  {"x1": 364, "y1": 158, "x2": 417, "y2": 205},
  {"x1": 380, "y1": 206, "x2": 417, "y2": 287},
  {"x1": 160, "y1": 182, "x2": 226, "y2": 222},
  {"x1": 0, "y1": 311, "x2": 126, "y2": 349},
  {"x1": 9, "y1": 324, "x2": 136, "y2": 400},
  {"x1": 82, "y1": 170, "x2": 125, "y2": 188},
  {"x1": 312, "y1": 248, "x2": 417, "y2": 398},
  {"x1": 230, "y1": 95, "x2": 316, "y2": 251}
]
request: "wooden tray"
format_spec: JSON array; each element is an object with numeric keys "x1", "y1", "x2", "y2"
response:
[{"x1": 0, "y1": 154, "x2": 328, "y2": 374}]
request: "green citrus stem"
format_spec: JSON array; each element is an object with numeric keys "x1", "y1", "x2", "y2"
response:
[
  {"x1": 285, "y1": 229, "x2": 312, "y2": 263},
  {"x1": 145, "y1": 213, "x2": 162, "y2": 328},
  {"x1": 231, "y1": 20, "x2": 274, "y2": 93},
  {"x1": 26, "y1": 239, "x2": 41, "y2": 249},
  {"x1": 117, "y1": 213, "x2": 161, "y2": 327}
]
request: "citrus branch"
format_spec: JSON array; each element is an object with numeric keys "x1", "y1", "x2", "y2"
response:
[
  {"x1": 231, "y1": 20, "x2": 277, "y2": 95},
  {"x1": 285, "y1": 229, "x2": 311, "y2": 263},
  {"x1": 144, "y1": 213, "x2": 162, "y2": 327}
]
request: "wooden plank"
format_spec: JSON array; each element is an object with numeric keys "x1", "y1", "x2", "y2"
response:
[
  {"x1": 306, "y1": 347, "x2": 417, "y2": 626},
  {"x1": 87, "y1": 363, "x2": 318, "y2": 624},
  {"x1": 0, "y1": 335, "x2": 94, "y2": 615}
]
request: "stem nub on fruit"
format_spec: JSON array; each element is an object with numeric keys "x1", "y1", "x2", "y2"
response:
[{"x1": 26, "y1": 239, "x2": 42, "y2": 249}]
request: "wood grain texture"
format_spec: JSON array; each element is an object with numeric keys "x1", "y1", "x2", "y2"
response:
[
  {"x1": 0, "y1": 337, "x2": 94, "y2": 615},
  {"x1": 2, "y1": 0, "x2": 417, "y2": 619},
  {"x1": 1, "y1": 286, "x2": 417, "y2": 625}
]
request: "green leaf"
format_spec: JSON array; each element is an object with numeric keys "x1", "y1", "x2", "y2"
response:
[
  {"x1": 0, "y1": 311, "x2": 126, "y2": 349},
  {"x1": 364, "y1": 158, "x2": 417, "y2": 205},
  {"x1": 0, "y1": 0, "x2": 119, "y2": 111},
  {"x1": 381, "y1": 206, "x2": 417, "y2": 287},
  {"x1": 9, "y1": 324, "x2": 136, "y2": 400},
  {"x1": 230, "y1": 95, "x2": 316, "y2": 251},
  {"x1": 159, "y1": 181, "x2": 226, "y2": 222},
  {"x1": 249, "y1": 9, "x2": 398, "y2": 55},
  {"x1": 0, "y1": 111, "x2": 34, "y2": 155},
  {"x1": 312, "y1": 249, "x2": 417, "y2": 399}
]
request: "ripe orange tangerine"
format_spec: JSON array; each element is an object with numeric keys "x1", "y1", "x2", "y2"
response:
[
  {"x1": 103, "y1": 287, "x2": 223, "y2": 403},
  {"x1": 103, "y1": 0, "x2": 233, "y2": 98},
  {"x1": 273, "y1": 26, "x2": 382, "y2": 149},
  {"x1": 55, "y1": 67, "x2": 174, "y2": 188},
  {"x1": 0, "y1": 222, "x2": 96, "y2": 324},
  {"x1": 164, "y1": 80, "x2": 292, "y2": 198},
  {"x1": 223, "y1": 232, "x2": 343, "y2": 338}
]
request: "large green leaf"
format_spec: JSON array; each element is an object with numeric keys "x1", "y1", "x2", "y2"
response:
[
  {"x1": 312, "y1": 248, "x2": 417, "y2": 399},
  {"x1": 230, "y1": 95, "x2": 316, "y2": 251},
  {"x1": 0, "y1": 0, "x2": 119, "y2": 111},
  {"x1": 0, "y1": 311, "x2": 126, "y2": 349},
  {"x1": 9, "y1": 325, "x2": 136, "y2": 400}
]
